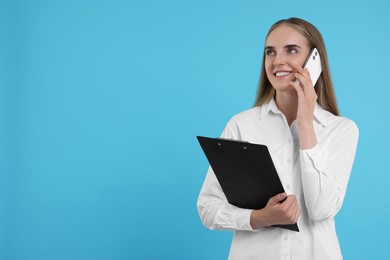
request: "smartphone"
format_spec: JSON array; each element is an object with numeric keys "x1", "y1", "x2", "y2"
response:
[{"x1": 297, "y1": 48, "x2": 322, "y2": 87}]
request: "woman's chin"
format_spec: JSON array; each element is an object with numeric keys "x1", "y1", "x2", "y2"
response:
[{"x1": 273, "y1": 84, "x2": 296, "y2": 93}]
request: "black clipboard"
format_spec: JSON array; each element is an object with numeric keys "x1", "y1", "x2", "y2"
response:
[{"x1": 197, "y1": 136, "x2": 299, "y2": 232}]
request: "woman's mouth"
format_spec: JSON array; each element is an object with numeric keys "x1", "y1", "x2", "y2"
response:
[{"x1": 274, "y1": 71, "x2": 293, "y2": 77}]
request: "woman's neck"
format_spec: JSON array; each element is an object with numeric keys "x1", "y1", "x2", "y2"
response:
[{"x1": 275, "y1": 91, "x2": 298, "y2": 126}]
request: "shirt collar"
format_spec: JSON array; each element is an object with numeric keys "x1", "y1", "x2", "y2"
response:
[
  {"x1": 313, "y1": 102, "x2": 332, "y2": 127},
  {"x1": 260, "y1": 98, "x2": 281, "y2": 119},
  {"x1": 259, "y1": 98, "x2": 332, "y2": 127}
]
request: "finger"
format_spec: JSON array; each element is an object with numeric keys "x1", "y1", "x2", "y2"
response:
[
  {"x1": 288, "y1": 62, "x2": 310, "y2": 81},
  {"x1": 295, "y1": 71, "x2": 313, "y2": 90},
  {"x1": 290, "y1": 80, "x2": 304, "y2": 97},
  {"x1": 268, "y1": 192, "x2": 287, "y2": 206},
  {"x1": 296, "y1": 66, "x2": 310, "y2": 77},
  {"x1": 285, "y1": 195, "x2": 297, "y2": 206},
  {"x1": 303, "y1": 67, "x2": 311, "y2": 78},
  {"x1": 280, "y1": 195, "x2": 296, "y2": 211},
  {"x1": 293, "y1": 63, "x2": 310, "y2": 78},
  {"x1": 291, "y1": 206, "x2": 300, "y2": 223},
  {"x1": 287, "y1": 61, "x2": 313, "y2": 89},
  {"x1": 286, "y1": 198, "x2": 299, "y2": 222},
  {"x1": 295, "y1": 204, "x2": 301, "y2": 220}
]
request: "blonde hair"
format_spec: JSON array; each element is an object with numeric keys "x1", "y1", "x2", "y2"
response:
[{"x1": 254, "y1": 18, "x2": 339, "y2": 116}]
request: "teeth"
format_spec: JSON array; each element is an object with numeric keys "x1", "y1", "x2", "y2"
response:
[{"x1": 275, "y1": 71, "x2": 291, "y2": 77}]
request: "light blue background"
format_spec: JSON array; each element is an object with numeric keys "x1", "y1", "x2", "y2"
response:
[{"x1": 1, "y1": 0, "x2": 389, "y2": 259}]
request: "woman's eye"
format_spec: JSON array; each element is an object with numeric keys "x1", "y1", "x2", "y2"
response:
[
  {"x1": 265, "y1": 49, "x2": 275, "y2": 56},
  {"x1": 288, "y1": 48, "x2": 298, "y2": 54}
]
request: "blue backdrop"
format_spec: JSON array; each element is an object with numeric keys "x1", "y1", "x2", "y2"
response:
[{"x1": 1, "y1": 0, "x2": 389, "y2": 259}]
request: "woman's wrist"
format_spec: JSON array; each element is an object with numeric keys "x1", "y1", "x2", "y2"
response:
[
  {"x1": 298, "y1": 123, "x2": 317, "y2": 149},
  {"x1": 250, "y1": 209, "x2": 271, "y2": 229}
]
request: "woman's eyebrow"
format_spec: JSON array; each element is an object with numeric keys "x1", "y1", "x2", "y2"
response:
[
  {"x1": 284, "y1": 44, "x2": 302, "y2": 49},
  {"x1": 264, "y1": 44, "x2": 302, "y2": 51}
]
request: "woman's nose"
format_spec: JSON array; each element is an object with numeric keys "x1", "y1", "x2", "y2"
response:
[{"x1": 273, "y1": 53, "x2": 286, "y2": 66}]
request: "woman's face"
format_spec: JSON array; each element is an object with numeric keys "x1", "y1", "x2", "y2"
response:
[{"x1": 264, "y1": 25, "x2": 311, "y2": 92}]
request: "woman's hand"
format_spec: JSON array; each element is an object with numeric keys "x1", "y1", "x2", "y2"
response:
[
  {"x1": 289, "y1": 64, "x2": 318, "y2": 149},
  {"x1": 250, "y1": 193, "x2": 300, "y2": 229}
]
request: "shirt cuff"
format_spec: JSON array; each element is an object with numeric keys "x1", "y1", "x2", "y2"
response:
[
  {"x1": 214, "y1": 205, "x2": 263, "y2": 232},
  {"x1": 232, "y1": 208, "x2": 263, "y2": 232},
  {"x1": 300, "y1": 144, "x2": 326, "y2": 174}
]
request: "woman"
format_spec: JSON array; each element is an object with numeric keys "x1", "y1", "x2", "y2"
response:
[{"x1": 197, "y1": 18, "x2": 359, "y2": 260}]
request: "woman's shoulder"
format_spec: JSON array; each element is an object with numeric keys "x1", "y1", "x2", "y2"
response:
[
  {"x1": 221, "y1": 106, "x2": 261, "y2": 139},
  {"x1": 336, "y1": 115, "x2": 359, "y2": 136},
  {"x1": 319, "y1": 107, "x2": 359, "y2": 136},
  {"x1": 227, "y1": 106, "x2": 261, "y2": 125}
]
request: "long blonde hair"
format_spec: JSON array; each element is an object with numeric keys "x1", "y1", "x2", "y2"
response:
[{"x1": 254, "y1": 18, "x2": 339, "y2": 116}]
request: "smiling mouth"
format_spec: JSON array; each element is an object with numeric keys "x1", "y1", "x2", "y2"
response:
[{"x1": 274, "y1": 71, "x2": 293, "y2": 77}]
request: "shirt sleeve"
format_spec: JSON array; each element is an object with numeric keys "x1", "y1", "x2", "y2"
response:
[
  {"x1": 197, "y1": 122, "x2": 261, "y2": 232},
  {"x1": 299, "y1": 119, "x2": 359, "y2": 221}
]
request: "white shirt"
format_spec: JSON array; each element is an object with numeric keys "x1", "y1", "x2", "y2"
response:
[{"x1": 197, "y1": 99, "x2": 359, "y2": 260}]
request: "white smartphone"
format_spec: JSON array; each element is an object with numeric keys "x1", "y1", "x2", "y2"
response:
[{"x1": 297, "y1": 48, "x2": 322, "y2": 87}]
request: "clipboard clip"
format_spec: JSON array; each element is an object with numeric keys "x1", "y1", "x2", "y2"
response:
[{"x1": 215, "y1": 138, "x2": 249, "y2": 149}]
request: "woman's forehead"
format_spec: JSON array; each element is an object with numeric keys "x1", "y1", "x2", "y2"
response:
[{"x1": 266, "y1": 25, "x2": 309, "y2": 48}]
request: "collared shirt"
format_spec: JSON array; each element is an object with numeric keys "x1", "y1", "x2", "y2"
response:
[{"x1": 197, "y1": 99, "x2": 359, "y2": 260}]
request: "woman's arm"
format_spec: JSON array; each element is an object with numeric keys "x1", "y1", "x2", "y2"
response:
[
  {"x1": 299, "y1": 121, "x2": 359, "y2": 221},
  {"x1": 197, "y1": 166, "x2": 256, "y2": 231},
  {"x1": 197, "y1": 123, "x2": 257, "y2": 231},
  {"x1": 198, "y1": 121, "x2": 301, "y2": 230},
  {"x1": 198, "y1": 167, "x2": 301, "y2": 230},
  {"x1": 291, "y1": 65, "x2": 359, "y2": 221}
]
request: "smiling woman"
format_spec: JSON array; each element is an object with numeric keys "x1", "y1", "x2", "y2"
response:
[
  {"x1": 265, "y1": 27, "x2": 311, "y2": 95},
  {"x1": 256, "y1": 18, "x2": 339, "y2": 118},
  {"x1": 197, "y1": 17, "x2": 359, "y2": 260},
  {"x1": 264, "y1": 43, "x2": 304, "y2": 82}
]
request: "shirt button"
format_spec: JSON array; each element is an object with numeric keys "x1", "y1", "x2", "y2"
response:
[
  {"x1": 286, "y1": 184, "x2": 290, "y2": 189},
  {"x1": 284, "y1": 236, "x2": 288, "y2": 241},
  {"x1": 288, "y1": 139, "x2": 292, "y2": 143},
  {"x1": 286, "y1": 159, "x2": 291, "y2": 164}
]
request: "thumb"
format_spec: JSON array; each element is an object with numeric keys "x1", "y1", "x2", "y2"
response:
[{"x1": 267, "y1": 192, "x2": 287, "y2": 206}]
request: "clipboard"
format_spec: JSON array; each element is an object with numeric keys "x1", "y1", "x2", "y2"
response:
[{"x1": 197, "y1": 136, "x2": 299, "y2": 232}]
